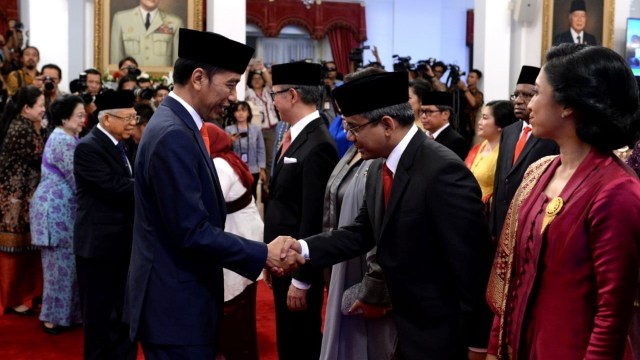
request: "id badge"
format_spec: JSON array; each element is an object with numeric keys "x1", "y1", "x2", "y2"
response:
[{"x1": 241, "y1": 153, "x2": 248, "y2": 163}]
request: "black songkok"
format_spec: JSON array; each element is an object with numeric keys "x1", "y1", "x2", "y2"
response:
[
  {"x1": 332, "y1": 72, "x2": 408, "y2": 117},
  {"x1": 570, "y1": 0, "x2": 587, "y2": 13},
  {"x1": 271, "y1": 61, "x2": 323, "y2": 86},
  {"x1": 177, "y1": 28, "x2": 254, "y2": 74},
  {"x1": 421, "y1": 91, "x2": 453, "y2": 107},
  {"x1": 95, "y1": 90, "x2": 134, "y2": 112},
  {"x1": 516, "y1": 65, "x2": 540, "y2": 85}
]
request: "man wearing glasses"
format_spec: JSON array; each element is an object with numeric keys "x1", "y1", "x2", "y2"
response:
[
  {"x1": 420, "y1": 91, "x2": 469, "y2": 160},
  {"x1": 490, "y1": 65, "x2": 559, "y2": 239},
  {"x1": 73, "y1": 90, "x2": 138, "y2": 360},
  {"x1": 264, "y1": 61, "x2": 338, "y2": 360},
  {"x1": 273, "y1": 71, "x2": 494, "y2": 359}
]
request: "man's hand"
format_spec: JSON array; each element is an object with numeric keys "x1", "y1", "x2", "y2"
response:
[
  {"x1": 348, "y1": 299, "x2": 392, "y2": 319},
  {"x1": 287, "y1": 284, "x2": 308, "y2": 311},
  {"x1": 266, "y1": 236, "x2": 304, "y2": 276}
]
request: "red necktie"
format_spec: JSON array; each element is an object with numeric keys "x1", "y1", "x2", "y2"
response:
[
  {"x1": 200, "y1": 125, "x2": 210, "y2": 155},
  {"x1": 512, "y1": 126, "x2": 531, "y2": 165},
  {"x1": 382, "y1": 163, "x2": 393, "y2": 208},
  {"x1": 279, "y1": 129, "x2": 292, "y2": 160}
]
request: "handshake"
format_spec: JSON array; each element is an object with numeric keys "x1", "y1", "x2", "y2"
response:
[{"x1": 265, "y1": 236, "x2": 305, "y2": 276}]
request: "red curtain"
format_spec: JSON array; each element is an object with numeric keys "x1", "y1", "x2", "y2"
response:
[
  {"x1": 0, "y1": 0, "x2": 19, "y2": 44},
  {"x1": 328, "y1": 27, "x2": 359, "y2": 76}
]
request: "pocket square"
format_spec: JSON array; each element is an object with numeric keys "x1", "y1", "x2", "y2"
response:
[{"x1": 283, "y1": 157, "x2": 297, "y2": 164}]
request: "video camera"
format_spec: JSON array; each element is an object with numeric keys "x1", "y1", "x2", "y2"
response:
[
  {"x1": 125, "y1": 65, "x2": 141, "y2": 77},
  {"x1": 72, "y1": 73, "x2": 96, "y2": 105},
  {"x1": 392, "y1": 55, "x2": 413, "y2": 72},
  {"x1": 349, "y1": 45, "x2": 370, "y2": 69},
  {"x1": 133, "y1": 87, "x2": 154, "y2": 101},
  {"x1": 447, "y1": 64, "x2": 465, "y2": 87}
]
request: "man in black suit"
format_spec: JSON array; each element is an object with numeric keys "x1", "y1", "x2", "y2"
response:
[
  {"x1": 552, "y1": 0, "x2": 597, "y2": 46},
  {"x1": 274, "y1": 71, "x2": 494, "y2": 359},
  {"x1": 420, "y1": 91, "x2": 469, "y2": 159},
  {"x1": 73, "y1": 91, "x2": 137, "y2": 360},
  {"x1": 489, "y1": 66, "x2": 559, "y2": 239},
  {"x1": 264, "y1": 61, "x2": 339, "y2": 360}
]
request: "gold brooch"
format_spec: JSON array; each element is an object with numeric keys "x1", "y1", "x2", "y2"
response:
[{"x1": 541, "y1": 196, "x2": 563, "y2": 235}]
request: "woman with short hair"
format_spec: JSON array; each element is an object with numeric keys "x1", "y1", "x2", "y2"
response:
[{"x1": 30, "y1": 95, "x2": 85, "y2": 333}]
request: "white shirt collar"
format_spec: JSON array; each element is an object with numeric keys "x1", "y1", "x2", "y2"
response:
[
  {"x1": 97, "y1": 123, "x2": 119, "y2": 145},
  {"x1": 385, "y1": 125, "x2": 419, "y2": 175},
  {"x1": 520, "y1": 121, "x2": 532, "y2": 139},
  {"x1": 428, "y1": 122, "x2": 450, "y2": 139},
  {"x1": 140, "y1": 7, "x2": 159, "y2": 23},
  {"x1": 168, "y1": 91, "x2": 203, "y2": 130},
  {"x1": 289, "y1": 110, "x2": 320, "y2": 142},
  {"x1": 570, "y1": 28, "x2": 584, "y2": 42}
]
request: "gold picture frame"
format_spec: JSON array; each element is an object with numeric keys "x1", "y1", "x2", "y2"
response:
[
  {"x1": 94, "y1": 0, "x2": 203, "y2": 78},
  {"x1": 541, "y1": 0, "x2": 615, "y2": 63}
]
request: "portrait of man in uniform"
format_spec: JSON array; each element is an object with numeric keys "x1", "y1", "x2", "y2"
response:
[{"x1": 110, "y1": 0, "x2": 185, "y2": 67}]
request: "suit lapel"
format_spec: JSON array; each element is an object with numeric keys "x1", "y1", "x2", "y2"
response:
[
  {"x1": 91, "y1": 127, "x2": 131, "y2": 177},
  {"x1": 162, "y1": 97, "x2": 225, "y2": 216},
  {"x1": 272, "y1": 118, "x2": 322, "y2": 180},
  {"x1": 501, "y1": 121, "x2": 521, "y2": 174},
  {"x1": 512, "y1": 135, "x2": 539, "y2": 170},
  {"x1": 380, "y1": 131, "x2": 425, "y2": 236},
  {"x1": 367, "y1": 160, "x2": 385, "y2": 238}
]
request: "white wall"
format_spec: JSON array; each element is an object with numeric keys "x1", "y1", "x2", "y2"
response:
[
  {"x1": 16, "y1": 0, "x2": 636, "y2": 97},
  {"x1": 365, "y1": 0, "x2": 474, "y2": 77}
]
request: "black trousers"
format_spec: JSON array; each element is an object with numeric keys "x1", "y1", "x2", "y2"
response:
[
  {"x1": 76, "y1": 256, "x2": 137, "y2": 360},
  {"x1": 271, "y1": 273, "x2": 324, "y2": 360},
  {"x1": 141, "y1": 342, "x2": 215, "y2": 360}
]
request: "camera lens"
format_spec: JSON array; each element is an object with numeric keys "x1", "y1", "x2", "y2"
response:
[{"x1": 44, "y1": 81, "x2": 54, "y2": 91}]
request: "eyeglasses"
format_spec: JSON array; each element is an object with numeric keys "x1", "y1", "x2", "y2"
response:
[
  {"x1": 269, "y1": 87, "x2": 299, "y2": 101},
  {"x1": 108, "y1": 113, "x2": 140, "y2": 123},
  {"x1": 510, "y1": 91, "x2": 535, "y2": 101},
  {"x1": 326, "y1": 68, "x2": 337, "y2": 71},
  {"x1": 419, "y1": 109, "x2": 442, "y2": 117},
  {"x1": 344, "y1": 118, "x2": 379, "y2": 136},
  {"x1": 74, "y1": 113, "x2": 87, "y2": 119}
]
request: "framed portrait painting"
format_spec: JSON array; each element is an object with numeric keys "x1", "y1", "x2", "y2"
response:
[
  {"x1": 94, "y1": 0, "x2": 203, "y2": 77},
  {"x1": 541, "y1": 0, "x2": 615, "y2": 63}
]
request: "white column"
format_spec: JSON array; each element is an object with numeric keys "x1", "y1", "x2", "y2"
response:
[
  {"x1": 27, "y1": 0, "x2": 71, "y2": 92},
  {"x1": 474, "y1": 0, "x2": 512, "y2": 102},
  {"x1": 207, "y1": 0, "x2": 247, "y2": 99}
]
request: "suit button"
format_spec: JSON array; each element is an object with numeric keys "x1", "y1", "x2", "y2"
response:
[{"x1": 505, "y1": 179, "x2": 510, "y2": 184}]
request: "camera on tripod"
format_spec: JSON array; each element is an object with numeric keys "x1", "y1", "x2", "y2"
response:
[
  {"x1": 392, "y1": 55, "x2": 413, "y2": 72},
  {"x1": 349, "y1": 45, "x2": 370, "y2": 69}
]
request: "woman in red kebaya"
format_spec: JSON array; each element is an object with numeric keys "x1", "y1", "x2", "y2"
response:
[{"x1": 487, "y1": 43, "x2": 640, "y2": 359}]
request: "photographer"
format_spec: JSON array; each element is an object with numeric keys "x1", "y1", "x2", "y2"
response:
[
  {"x1": 5, "y1": 46, "x2": 40, "y2": 96},
  {"x1": 117, "y1": 56, "x2": 140, "y2": 78},
  {"x1": 457, "y1": 69, "x2": 484, "y2": 145},
  {"x1": 40, "y1": 64, "x2": 65, "y2": 107},
  {"x1": 72, "y1": 69, "x2": 102, "y2": 136},
  {"x1": 153, "y1": 85, "x2": 170, "y2": 109},
  {"x1": 118, "y1": 74, "x2": 137, "y2": 91},
  {"x1": 423, "y1": 60, "x2": 448, "y2": 92}
]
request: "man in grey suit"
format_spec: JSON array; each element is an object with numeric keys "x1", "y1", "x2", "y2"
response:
[
  {"x1": 273, "y1": 71, "x2": 494, "y2": 360},
  {"x1": 111, "y1": 0, "x2": 183, "y2": 67}
]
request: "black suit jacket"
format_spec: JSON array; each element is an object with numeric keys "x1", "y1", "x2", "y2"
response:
[
  {"x1": 304, "y1": 130, "x2": 494, "y2": 359},
  {"x1": 552, "y1": 30, "x2": 597, "y2": 46},
  {"x1": 489, "y1": 121, "x2": 559, "y2": 238},
  {"x1": 435, "y1": 125, "x2": 469, "y2": 160},
  {"x1": 73, "y1": 126, "x2": 135, "y2": 259},
  {"x1": 265, "y1": 117, "x2": 338, "y2": 283}
]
